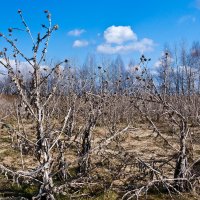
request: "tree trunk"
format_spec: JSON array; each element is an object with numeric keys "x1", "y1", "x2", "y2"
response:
[{"x1": 174, "y1": 120, "x2": 190, "y2": 191}]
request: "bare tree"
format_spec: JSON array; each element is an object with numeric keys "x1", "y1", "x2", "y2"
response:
[{"x1": 0, "y1": 10, "x2": 70, "y2": 199}]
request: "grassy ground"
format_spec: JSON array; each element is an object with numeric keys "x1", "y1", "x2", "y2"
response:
[{"x1": 0, "y1": 117, "x2": 200, "y2": 199}]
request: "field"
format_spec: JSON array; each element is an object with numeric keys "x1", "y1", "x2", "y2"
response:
[
  {"x1": 0, "y1": 94, "x2": 200, "y2": 199},
  {"x1": 0, "y1": 8, "x2": 200, "y2": 200}
]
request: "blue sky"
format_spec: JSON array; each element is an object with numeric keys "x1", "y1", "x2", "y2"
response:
[{"x1": 0, "y1": 0, "x2": 200, "y2": 67}]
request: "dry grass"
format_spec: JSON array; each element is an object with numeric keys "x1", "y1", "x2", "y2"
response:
[{"x1": 0, "y1": 100, "x2": 200, "y2": 199}]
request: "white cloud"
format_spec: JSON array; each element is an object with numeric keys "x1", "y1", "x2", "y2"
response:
[
  {"x1": 97, "y1": 38, "x2": 154, "y2": 54},
  {"x1": 178, "y1": 15, "x2": 196, "y2": 24},
  {"x1": 73, "y1": 40, "x2": 89, "y2": 48},
  {"x1": 0, "y1": 59, "x2": 32, "y2": 71},
  {"x1": 154, "y1": 60, "x2": 162, "y2": 68},
  {"x1": 0, "y1": 59, "x2": 51, "y2": 76},
  {"x1": 104, "y1": 25, "x2": 137, "y2": 44},
  {"x1": 68, "y1": 29, "x2": 86, "y2": 36},
  {"x1": 97, "y1": 25, "x2": 154, "y2": 54}
]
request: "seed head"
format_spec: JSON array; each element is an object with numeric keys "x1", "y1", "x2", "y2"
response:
[
  {"x1": 18, "y1": 9, "x2": 22, "y2": 14},
  {"x1": 47, "y1": 13, "x2": 51, "y2": 19},
  {"x1": 136, "y1": 76, "x2": 140, "y2": 80},
  {"x1": 54, "y1": 25, "x2": 59, "y2": 30},
  {"x1": 8, "y1": 28, "x2": 13, "y2": 33}
]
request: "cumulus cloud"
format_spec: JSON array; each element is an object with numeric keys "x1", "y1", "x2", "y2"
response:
[
  {"x1": 0, "y1": 59, "x2": 51, "y2": 76},
  {"x1": 104, "y1": 25, "x2": 137, "y2": 44},
  {"x1": 0, "y1": 59, "x2": 32, "y2": 71},
  {"x1": 68, "y1": 29, "x2": 86, "y2": 36},
  {"x1": 97, "y1": 38, "x2": 154, "y2": 54},
  {"x1": 73, "y1": 40, "x2": 89, "y2": 47},
  {"x1": 154, "y1": 60, "x2": 162, "y2": 68},
  {"x1": 97, "y1": 25, "x2": 154, "y2": 54}
]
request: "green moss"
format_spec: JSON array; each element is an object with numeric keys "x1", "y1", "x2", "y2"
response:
[
  {"x1": 55, "y1": 193, "x2": 71, "y2": 200},
  {"x1": 10, "y1": 184, "x2": 38, "y2": 197},
  {"x1": 57, "y1": 190, "x2": 118, "y2": 200},
  {"x1": 0, "y1": 137, "x2": 11, "y2": 143},
  {"x1": 138, "y1": 193, "x2": 199, "y2": 200},
  {"x1": 92, "y1": 190, "x2": 118, "y2": 200},
  {"x1": 0, "y1": 183, "x2": 38, "y2": 198},
  {"x1": 68, "y1": 166, "x2": 78, "y2": 177}
]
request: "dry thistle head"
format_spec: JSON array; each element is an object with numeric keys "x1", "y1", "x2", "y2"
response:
[
  {"x1": 54, "y1": 25, "x2": 59, "y2": 30},
  {"x1": 8, "y1": 28, "x2": 13, "y2": 33},
  {"x1": 136, "y1": 76, "x2": 140, "y2": 80},
  {"x1": 47, "y1": 13, "x2": 51, "y2": 19}
]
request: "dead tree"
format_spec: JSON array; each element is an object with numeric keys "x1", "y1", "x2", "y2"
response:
[
  {"x1": 78, "y1": 95, "x2": 101, "y2": 174},
  {"x1": 0, "y1": 10, "x2": 69, "y2": 199},
  {"x1": 134, "y1": 55, "x2": 193, "y2": 192}
]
